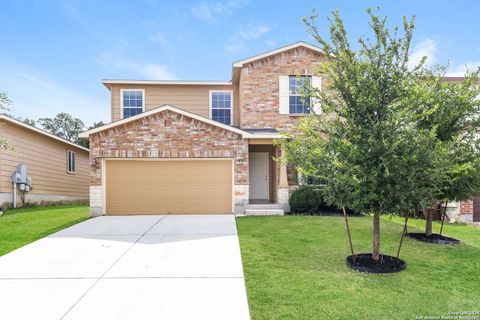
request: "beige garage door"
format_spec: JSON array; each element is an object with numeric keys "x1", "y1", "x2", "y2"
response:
[{"x1": 105, "y1": 160, "x2": 233, "y2": 215}]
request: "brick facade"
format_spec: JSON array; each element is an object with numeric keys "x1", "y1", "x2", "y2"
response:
[
  {"x1": 88, "y1": 109, "x2": 249, "y2": 215},
  {"x1": 238, "y1": 47, "x2": 325, "y2": 130},
  {"x1": 460, "y1": 200, "x2": 473, "y2": 214},
  {"x1": 86, "y1": 44, "x2": 328, "y2": 216}
]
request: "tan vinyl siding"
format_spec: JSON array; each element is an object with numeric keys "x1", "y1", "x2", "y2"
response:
[
  {"x1": 0, "y1": 121, "x2": 89, "y2": 197},
  {"x1": 110, "y1": 84, "x2": 238, "y2": 126}
]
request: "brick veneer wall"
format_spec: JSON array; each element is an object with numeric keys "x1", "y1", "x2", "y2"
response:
[
  {"x1": 460, "y1": 200, "x2": 473, "y2": 214},
  {"x1": 88, "y1": 110, "x2": 249, "y2": 215},
  {"x1": 239, "y1": 47, "x2": 325, "y2": 130}
]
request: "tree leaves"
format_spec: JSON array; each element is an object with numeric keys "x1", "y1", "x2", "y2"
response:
[
  {"x1": 279, "y1": 8, "x2": 480, "y2": 217},
  {"x1": 38, "y1": 113, "x2": 85, "y2": 144}
]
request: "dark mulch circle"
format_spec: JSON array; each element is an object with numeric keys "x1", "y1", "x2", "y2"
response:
[
  {"x1": 346, "y1": 253, "x2": 406, "y2": 274},
  {"x1": 406, "y1": 232, "x2": 460, "y2": 245},
  {"x1": 288, "y1": 209, "x2": 364, "y2": 217}
]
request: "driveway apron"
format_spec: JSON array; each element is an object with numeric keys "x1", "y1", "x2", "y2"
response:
[{"x1": 0, "y1": 215, "x2": 250, "y2": 320}]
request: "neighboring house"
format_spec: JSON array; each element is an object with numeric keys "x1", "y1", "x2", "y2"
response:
[
  {"x1": 0, "y1": 114, "x2": 89, "y2": 208},
  {"x1": 80, "y1": 42, "x2": 324, "y2": 216},
  {"x1": 456, "y1": 198, "x2": 480, "y2": 223}
]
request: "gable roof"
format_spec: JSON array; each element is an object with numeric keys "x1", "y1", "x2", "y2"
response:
[
  {"x1": 78, "y1": 104, "x2": 259, "y2": 138},
  {"x1": 0, "y1": 114, "x2": 89, "y2": 152},
  {"x1": 232, "y1": 41, "x2": 325, "y2": 68}
]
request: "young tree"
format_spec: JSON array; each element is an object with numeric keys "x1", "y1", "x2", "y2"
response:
[
  {"x1": 279, "y1": 8, "x2": 447, "y2": 263},
  {"x1": 38, "y1": 112, "x2": 85, "y2": 144},
  {"x1": 410, "y1": 69, "x2": 480, "y2": 235}
]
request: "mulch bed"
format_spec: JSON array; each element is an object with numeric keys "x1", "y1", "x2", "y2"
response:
[
  {"x1": 288, "y1": 210, "x2": 364, "y2": 217},
  {"x1": 346, "y1": 253, "x2": 406, "y2": 274},
  {"x1": 406, "y1": 232, "x2": 460, "y2": 245}
]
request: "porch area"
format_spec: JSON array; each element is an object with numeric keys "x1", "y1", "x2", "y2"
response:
[{"x1": 243, "y1": 141, "x2": 292, "y2": 216}]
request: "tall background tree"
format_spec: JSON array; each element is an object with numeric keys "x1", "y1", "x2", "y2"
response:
[
  {"x1": 279, "y1": 8, "x2": 450, "y2": 263},
  {"x1": 1, "y1": 94, "x2": 101, "y2": 149},
  {"x1": 0, "y1": 92, "x2": 14, "y2": 151},
  {"x1": 18, "y1": 117, "x2": 36, "y2": 126},
  {"x1": 79, "y1": 121, "x2": 106, "y2": 148},
  {"x1": 37, "y1": 113, "x2": 104, "y2": 148},
  {"x1": 38, "y1": 112, "x2": 85, "y2": 144}
]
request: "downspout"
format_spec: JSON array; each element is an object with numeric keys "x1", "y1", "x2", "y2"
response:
[{"x1": 12, "y1": 176, "x2": 16, "y2": 208}]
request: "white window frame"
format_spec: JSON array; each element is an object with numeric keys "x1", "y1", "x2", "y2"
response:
[
  {"x1": 209, "y1": 90, "x2": 234, "y2": 125},
  {"x1": 288, "y1": 75, "x2": 312, "y2": 115},
  {"x1": 67, "y1": 150, "x2": 76, "y2": 174},
  {"x1": 120, "y1": 89, "x2": 145, "y2": 119}
]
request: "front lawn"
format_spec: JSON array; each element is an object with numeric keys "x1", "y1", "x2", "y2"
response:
[
  {"x1": 0, "y1": 205, "x2": 89, "y2": 256},
  {"x1": 237, "y1": 215, "x2": 480, "y2": 320}
]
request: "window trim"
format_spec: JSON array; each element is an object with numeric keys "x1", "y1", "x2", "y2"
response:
[
  {"x1": 120, "y1": 88, "x2": 145, "y2": 119},
  {"x1": 209, "y1": 90, "x2": 234, "y2": 126},
  {"x1": 67, "y1": 150, "x2": 76, "y2": 174},
  {"x1": 288, "y1": 75, "x2": 312, "y2": 115}
]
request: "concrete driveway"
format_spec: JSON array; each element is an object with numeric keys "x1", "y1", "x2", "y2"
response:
[{"x1": 0, "y1": 215, "x2": 250, "y2": 320}]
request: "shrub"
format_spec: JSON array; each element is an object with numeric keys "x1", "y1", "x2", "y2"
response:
[{"x1": 289, "y1": 186, "x2": 339, "y2": 214}]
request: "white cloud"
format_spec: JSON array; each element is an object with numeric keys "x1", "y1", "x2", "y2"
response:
[
  {"x1": 446, "y1": 61, "x2": 480, "y2": 76},
  {"x1": 224, "y1": 42, "x2": 250, "y2": 56},
  {"x1": 190, "y1": 0, "x2": 248, "y2": 23},
  {"x1": 140, "y1": 64, "x2": 176, "y2": 79},
  {"x1": 224, "y1": 23, "x2": 271, "y2": 56},
  {"x1": 191, "y1": 2, "x2": 225, "y2": 22},
  {"x1": 96, "y1": 52, "x2": 176, "y2": 80},
  {"x1": 148, "y1": 32, "x2": 168, "y2": 46},
  {"x1": 237, "y1": 23, "x2": 270, "y2": 40},
  {"x1": 409, "y1": 38, "x2": 437, "y2": 69},
  {"x1": 408, "y1": 38, "x2": 480, "y2": 76},
  {"x1": 0, "y1": 63, "x2": 109, "y2": 126}
]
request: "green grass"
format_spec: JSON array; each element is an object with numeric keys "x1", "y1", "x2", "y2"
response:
[
  {"x1": 237, "y1": 215, "x2": 480, "y2": 320},
  {"x1": 0, "y1": 205, "x2": 89, "y2": 256}
]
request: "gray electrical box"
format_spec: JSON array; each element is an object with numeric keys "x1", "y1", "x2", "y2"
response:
[
  {"x1": 11, "y1": 164, "x2": 33, "y2": 208},
  {"x1": 12, "y1": 164, "x2": 32, "y2": 191}
]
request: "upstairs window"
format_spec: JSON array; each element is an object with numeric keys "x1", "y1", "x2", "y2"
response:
[
  {"x1": 67, "y1": 150, "x2": 76, "y2": 173},
  {"x1": 289, "y1": 76, "x2": 311, "y2": 114},
  {"x1": 121, "y1": 89, "x2": 144, "y2": 119},
  {"x1": 210, "y1": 91, "x2": 232, "y2": 125}
]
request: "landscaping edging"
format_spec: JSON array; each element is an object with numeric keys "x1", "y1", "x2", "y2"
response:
[{"x1": 346, "y1": 253, "x2": 406, "y2": 273}]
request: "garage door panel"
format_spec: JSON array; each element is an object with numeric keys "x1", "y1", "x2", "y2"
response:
[{"x1": 106, "y1": 160, "x2": 232, "y2": 215}]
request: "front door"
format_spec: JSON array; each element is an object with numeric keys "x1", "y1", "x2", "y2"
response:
[{"x1": 249, "y1": 152, "x2": 269, "y2": 200}]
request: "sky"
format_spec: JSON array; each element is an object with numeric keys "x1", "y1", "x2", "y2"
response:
[{"x1": 1, "y1": 0, "x2": 480, "y2": 126}]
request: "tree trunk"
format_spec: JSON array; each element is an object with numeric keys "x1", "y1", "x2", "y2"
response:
[
  {"x1": 424, "y1": 208, "x2": 433, "y2": 236},
  {"x1": 372, "y1": 211, "x2": 381, "y2": 262}
]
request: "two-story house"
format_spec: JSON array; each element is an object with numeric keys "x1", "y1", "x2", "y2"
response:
[{"x1": 79, "y1": 42, "x2": 325, "y2": 216}]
